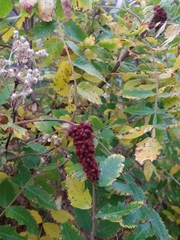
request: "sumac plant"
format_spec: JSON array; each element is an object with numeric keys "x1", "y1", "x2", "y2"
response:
[{"x1": 0, "y1": 0, "x2": 180, "y2": 239}]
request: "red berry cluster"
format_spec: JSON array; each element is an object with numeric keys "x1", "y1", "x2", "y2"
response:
[
  {"x1": 68, "y1": 121, "x2": 100, "y2": 182},
  {"x1": 149, "y1": 5, "x2": 167, "y2": 31}
]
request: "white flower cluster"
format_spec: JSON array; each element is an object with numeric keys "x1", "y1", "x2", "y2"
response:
[
  {"x1": 39, "y1": 133, "x2": 61, "y2": 147},
  {"x1": 0, "y1": 30, "x2": 49, "y2": 106}
]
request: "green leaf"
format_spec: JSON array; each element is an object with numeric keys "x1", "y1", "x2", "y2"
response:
[
  {"x1": 0, "y1": 0, "x2": 13, "y2": 18},
  {"x1": 66, "y1": 41, "x2": 84, "y2": 57},
  {"x1": 96, "y1": 220, "x2": 120, "y2": 238},
  {"x1": 0, "y1": 84, "x2": 14, "y2": 104},
  {"x1": 142, "y1": 205, "x2": 172, "y2": 240},
  {"x1": 44, "y1": 168, "x2": 60, "y2": 181},
  {"x1": 22, "y1": 154, "x2": 40, "y2": 169},
  {"x1": 65, "y1": 163, "x2": 86, "y2": 181},
  {"x1": 23, "y1": 185, "x2": 57, "y2": 210},
  {"x1": 0, "y1": 226, "x2": 27, "y2": 240},
  {"x1": 12, "y1": 162, "x2": 31, "y2": 187},
  {"x1": 61, "y1": 221, "x2": 83, "y2": 240},
  {"x1": 73, "y1": 58, "x2": 105, "y2": 82},
  {"x1": 96, "y1": 201, "x2": 143, "y2": 222},
  {"x1": 27, "y1": 142, "x2": 47, "y2": 153},
  {"x1": 122, "y1": 89, "x2": 155, "y2": 99},
  {"x1": 5, "y1": 206, "x2": 39, "y2": 235},
  {"x1": 77, "y1": 81, "x2": 103, "y2": 105},
  {"x1": 38, "y1": 159, "x2": 66, "y2": 171},
  {"x1": 34, "y1": 119, "x2": 60, "y2": 133},
  {"x1": 106, "y1": 181, "x2": 133, "y2": 196},
  {"x1": 98, "y1": 154, "x2": 125, "y2": 187},
  {"x1": 0, "y1": 180, "x2": 16, "y2": 207},
  {"x1": 122, "y1": 208, "x2": 146, "y2": 228},
  {"x1": 88, "y1": 116, "x2": 103, "y2": 131},
  {"x1": 73, "y1": 208, "x2": 92, "y2": 231},
  {"x1": 29, "y1": 20, "x2": 57, "y2": 40},
  {"x1": 44, "y1": 36, "x2": 64, "y2": 64},
  {"x1": 124, "y1": 106, "x2": 154, "y2": 115},
  {"x1": 35, "y1": 176, "x2": 56, "y2": 194},
  {"x1": 63, "y1": 20, "x2": 87, "y2": 42},
  {"x1": 123, "y1": 222, "x2": 154, "y2": 240}
]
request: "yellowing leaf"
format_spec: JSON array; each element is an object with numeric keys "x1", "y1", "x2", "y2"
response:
[
  {"x1": 51, "y1": 209, "x2": 74, "y2": 223},
  {"x1": 172, "y1": 55, "x2": 180, "y2": 72},
  {"x1": 83, "y1": 35, "x2": 95, "y2": 47},
  {"x1": 16, "y1": 16, "x2": 25, "y2": 30},
  {"x1": 144, "y1": 160, "x2": 160, "y2": 181},
  {"x1": 135, "y1": 137, "x2": 162, "y2": 165},
  {"x1": 2, "y1": 27, "x2": 15, "y2": 43},
  {"x1": 0, "y1": 172, "x2": 9, "y2": 183},
  {"x1": 28, "y1": 210, "x2": 42, "y2": 224},
  {"x1": 109, "y1": 22, "x2": 128, "y2": 36},
  {"x1": 83, "y1": 72, "x2": 101, "y2": 83},
  {"x1": 77, "y1": 81, "x2": 103, "y2": 105},
  {"x1": 66, "y1": 176, "x2": 92, "y2": 209},
  {"x1": 176, "y1": 219, "x2": 180, "y2": 225},
  {"x1": 72, "y1": 0, "x2": 92, "y2": 11},
  {"x1": 170, "y1": 165, "x2": 180, "y2": 175},
  {"x1": 38, "y1": 0, "x2": 54, "y2": 22},
  {"x1": 43, "y1": 223, "x2": 60, "y2": 238},
  {"x1": 40, "y1": 237, "x2": 54, "y2": 240},
  {"x1": 54, "y1": 61, "x2": 72, "y2": 96},
  {"x1": 171, "y1": 206, "x2": 180, "y2": 214},
  {"x1": 162, "y1": 210, "x2": 175, "y2": 222},
  {"x1": 65, "y1": 104, "x2": 76, "y2": 113},
  {"x1": 20, "y1": 232, "x2": 38, "y2": 240},
  {"x1": 118, "y1": 125, "x2": 153, "y2": 140},
  {"x1": 84, "y1": 49, "x2": 97, "y2": 60}
]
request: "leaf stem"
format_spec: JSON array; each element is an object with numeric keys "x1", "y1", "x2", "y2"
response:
[{"x1": 91, "y1": 183, "x2": 97, "y2": 240}]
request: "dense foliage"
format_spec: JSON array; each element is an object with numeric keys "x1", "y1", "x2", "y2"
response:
[{"x1": 0, "y1": 0, "x2": 180, "y2": 239}]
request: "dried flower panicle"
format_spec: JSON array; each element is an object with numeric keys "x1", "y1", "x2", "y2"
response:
[{"x1": 68, "y1": 121, "x2": 100, "y2": 183}]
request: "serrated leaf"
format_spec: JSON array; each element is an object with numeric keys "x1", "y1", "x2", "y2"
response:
[
  {"x1": 73, "y1": 58, "x2": 105, "y2": 82},
  {"x1": 5, "y1": 206, "x2": 39, "y2": 235},
  {"x1": 2, "y1": 27, "x2": 15, "y2": 43},
  {"x1": 77, "y1": 81, "x2": 103, "y2": 105},
  {"x1": 96, "y1": 201, "x2": 143, "y2": 222},
  {"x1": 43, "y1": 223, "x2": 60, "y2": 238},
  {"x1": 0, "y1": 0, "x2": 13, "y2": 18},
  {"x1": 27, "y1": 142, "x2": 47, "y2": 153},
  {"x1": 72, "y1": 0, "x2": 92, "y2": 11},
  {"x1": 34, "y1": 120, "x2": 59, "y2": 133},
  {"x1": 22, "y1": 155, "x2": 40, "y2": 169},
  {"x1": 135, "y1": 137, "x2": 162, "y2": 165},
  {"x1": 35, "y1": 176, "x2": 56, "y2": 194},
  {"x1": 0, "y1": 226, "x2": 27, "y2": 240},
  {"x1": 73, "y1": 208, "x2": 92, "y2": 231},
  {"x1": 29, "y1": 20, "x2": 56, "y2": 40},
  {"x1": 61, "y1": 221, "x2": 83, "y2": 240},
  {"x1": 142, "y1": 205, "x2": 172, "y2": 240},
  {"x1": 123, "y1": 222, "x2": 153, "y2": 240},
  {"x1": 122, "y1": 89, "x2": 155, "y2": 99},
  {"x1": 121, "y1": 208, "x2": 146, "y2": 229},
  {"x1": 29, "y1": 210, "x2": 42, "y2": 224},
  {"x1": 96, "y1": 220, "x2": 120, "y2": 238},
  {"x1": 66, "y1": 176, "x2": 92, "y2": 209},
  {"x1": 23, "y1": 185, "x2": 57, "y2": 210},
  {"x1": 98, "y1": 154, "x2": 125, "y2": 187},
  {"x1": 118, "y1": 125, "x2": 153, "y2": 140},
  {"x1": 124, "y1": 106, "x2": 154, "y2": 115},
  {"x1": 98, "y1": 38, "x2": 125, "y2": 50},
  {"x1": 51, "y1": 209, "x2": 74, "y2": 223},
  {"x1": 38, "y1": 0, "x2": 54, "y2": 22},
  {"x1": 144, "y1": 160, "x2": 160, "y2": 181},
  {"x1": 1, "y1": 123, "x2": 29, "y2": 140},
  {"x1": 12, "y1": 162, "x2": 31, "y2": 187},
  {"x1": 106, "y1": 181, "x2": 133, "y2": 196},
  {"x1": 0, "y1": 180, "x2": 16, "y2": 207},
  {"x1": 88, "y1": 116, "x2": 103, "y2": 131},
  {"x1": 16, "y1": 16, "x2": 26, "y2": 30},
  {"x1": 65, "y1": 163, "x2": 86, "y2": 181},
  {"x1": 63, "y1": 20, "x2": 87, "y2": 42}
]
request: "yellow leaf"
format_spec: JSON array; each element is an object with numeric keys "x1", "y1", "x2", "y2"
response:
[
  {"x1": 66, "y1": 176, "x2": 92, "y2": 209},
  {"x1": 135, "y1": 137, "x2": 162, "y2": 165},
  {"x1": 65, "y1": 104, "x2": 76, "y2": 113},
  {"x1": 19, "y1": 232, "x2": 37, "y2": 240},
  {"x1": 83, "y1": 35, "x2": 95, "y2": 47},
  {"x1": 144, "y1": 160, "x2": 160, "y2": 181},
  {"x1": 0, "y1": 172, "x2": 9, "y2": 183},
  {"x1": 43, "y1": 222, "x2": 60, "y2": 238},
  {"x1": 51, "y1": 209, "x2": 74, "y2": 223},
  {"x1": 176, "y1": 219, "x2": 180, "y2": 225},
  {"x1": 172, "y1": 55, "x2": 180, "y2": 72},
  {"x1": 2, "y1": 27, "x2": 15, "y2": 43},
  {"x1": 16, "y1": 16, "x2": 26, "y2": 30},
  {"x1": 84, "y1": 49, "x2": 97, "y2": 60},
  {"x1": 170, "y1": 165, "x2": 180, "y2": 175},
  {"x1": 38, "y1": 0, "x2": 54, "y2": 22},
  {"x1": 40, "y1": 237, "x2": 54, "y2": 240},
  {"x1": 28, "y1": 210, "x2": 42, "y2": 224},
  {"x1": 118, "y1": 125, "x2": 153, "y2": 140},
  {"x1": 171, "y1": 206, "x2": 180, "y2": 214},
  {"x1": 109, "y1": 22, "x2": 128, "y2": 36}
]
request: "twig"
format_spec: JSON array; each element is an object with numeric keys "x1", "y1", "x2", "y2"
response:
[{"x1": 13, "y1": 118, "x2": 76, "y2": 126}]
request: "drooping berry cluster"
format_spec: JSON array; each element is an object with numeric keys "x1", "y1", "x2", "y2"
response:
[
  {"x1": 149, "y1": 5, "x2": 167, "y2": 31},
  {"x1": 68, "y1": 121, "x2": 100, "y2": 182}
]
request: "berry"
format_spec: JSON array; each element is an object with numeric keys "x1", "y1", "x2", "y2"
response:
[
  {"x1": 149, "y1": 6, "x2": 167, "y2": 31},
  {"x1": 68, "y1": 121, "x2": 100, "y2": 182}
]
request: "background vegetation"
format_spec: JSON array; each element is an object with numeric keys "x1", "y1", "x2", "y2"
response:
[{"x1": 0, "y1": 0, "x2": 180, "y2": 239}]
